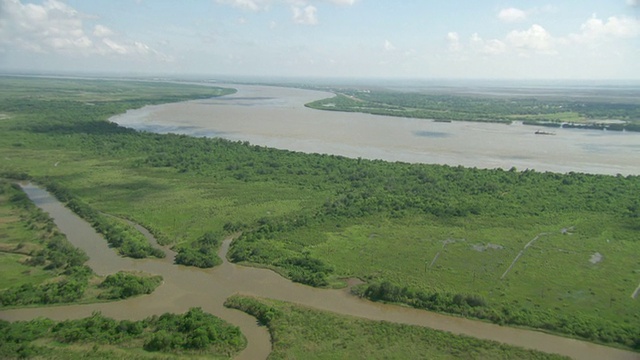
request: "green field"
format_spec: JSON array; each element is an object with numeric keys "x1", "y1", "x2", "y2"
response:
[
  {"x1": 0, "y1": 76, "x2": 639, "y2": 352},
  {"x1": 0, "y1": 183, "x2": 52, "y2": 290},
  {"x1": 225, "y1": 295, "x2": 568, "y2": 360},
  {"x1": 0, "y1": 180, "x2": 163, "y2": 307},
  {"x1": 0, "y1": 308, "x2": 245, "y2": 359},
  {"x1": 305, "y1": 88, "x2": 640, "y2": 131}
]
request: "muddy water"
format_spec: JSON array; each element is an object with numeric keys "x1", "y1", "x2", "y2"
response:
[
  {"x1": 110, "y1": 84, "x2": 640, "y2": 176},
  {"x1": 1, "y1": 185, "x2": 639, "y2": 359}
]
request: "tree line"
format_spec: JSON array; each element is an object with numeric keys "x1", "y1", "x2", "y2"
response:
[{"x1": 0, "y1": 307, "x2": 245, "y2": 358}]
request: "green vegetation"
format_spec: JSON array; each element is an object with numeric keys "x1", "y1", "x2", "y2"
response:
[
  {"x1": 0, "y1": 179, "x2": 79, "y2": 290},
  {"x1": 43, "y1": 180, "x2": 165, "y2": 259},
  {"x1": 0, "y1": 179, "x2": 162, "y2": 306},
  {"x1": 0, "y1": 308, "x2": 245, "y2": 359},
  {"x1": 0, "y1": 179, "x2": 92, "y2": 306},
  {"x1": 225, "y1": 295, "x2": 568, "y2": 360},
  {"x1": 98, "y1": 271, "x2": 163, "y2": 300},
  {"x1": 174, "y1": 232, "x2": 222, "y2": 268},
  {"x1": 305, "y1": 89, "x2": 640, "y2": 130},
  {"x1": 0, "y1": 76, "x2": 639, "y2": 350}
]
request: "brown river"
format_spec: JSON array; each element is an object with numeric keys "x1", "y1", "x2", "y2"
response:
[
  {"x1": 110, "y1": 84, "x2": 640, "y2": 176},
  {"x1": 1, "y1": 184, "x2": 638, "y2": 360}
]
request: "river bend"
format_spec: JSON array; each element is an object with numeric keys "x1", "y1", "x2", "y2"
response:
[
  {"x1": 0, "y1": 184, "x2": 638, "y2": 359},
  {"x1": 110, "y1": 84, "x2": 640, "y2": 176}
]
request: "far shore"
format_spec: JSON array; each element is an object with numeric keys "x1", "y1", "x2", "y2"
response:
[{"x1": 110, "y1": 84, "x2": 640, "y2": 176}]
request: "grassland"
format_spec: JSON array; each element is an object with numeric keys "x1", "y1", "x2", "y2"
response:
[
  {"x1": 305, "y1": 88, "x2": 640, "y2": 131},
  {"x1": 0, "y1": 179, "x2": 162, "y2": 307},
  {"x1": 225, "y1": 295, "x2": 569, "y2": 360},
  {"x1": 0, "y1": 308, "x2": 245, "y2": 359},
  {"x1": 0, "y1": 76, "x2": 639, "y2": 352},
  {"x1": 0, "y1": 183, "x2": 52, "y2": 290}
]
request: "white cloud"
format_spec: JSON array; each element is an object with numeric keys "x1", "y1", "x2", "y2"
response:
[
  {"x1": 498, "y1": 7, "x2": 527, "y2": 23},
  {"x1": 102, "y1": 38, "x2": 127, "y2": 54},
  {"x1": 217, "y1": 0, "x2": 357, "y2": 24},
  {"x1": 506, "y1": 24, "x2": 554, "y2": 53},
  {"x1": 292, "y1": 5, "x2": 318, "y2": 25},
  {"x1": 93, "y1": 24, "x2": 113, "y2": 37},
  {"x1": 483, "y1": 39, "x2": 507, "y2": 55},
  {"x1": 216, "y1": 0, "x2": 269, "y2": 11},
  {"x1": 453, "y1": 13, "x2": 640, "y2": 60},
  {"x1": 384, "y1": 39, "x2": 396, "y2": 51},
  {"x1": 571, "y1": 15, "x2": 640, "y2": 42},
  {"x1": 497, "y1": 6, "x2": 558, "y2": 23},
  {"x1": 446, "y1": 31, "x2": 460, "y2": 52},
  {"x1": 468, "y1": 33, "x2": 506, "y2": 55},
  {"x1": 628, "y1": 0, "x2": 639, "y2": 7},
  {"x1": 326, "y1": 0, "x2": 358, "y2": 5},
  {"x1": 0, "y1": 0, "x2": 92, "y2": 53},
  {"x1": 0, "y1": 0, "x2": 169, "y2": 61}
]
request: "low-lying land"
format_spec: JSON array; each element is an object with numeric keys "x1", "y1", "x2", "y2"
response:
[
  {"x1": 305, "y1": 87, "x2": 640, "y2": 131},
  {"x1": 0, "y1": 76, "x2": 639, "y2": 354},
  {"x1": 0, "y1": 307, "x2": 245, "y2": 359},
  {"x1": 0, "y1": 179, "x2": 162, "y2": 307},
  {"x1": 225, "y1": 295, "x2": 569, "y2": 360}
]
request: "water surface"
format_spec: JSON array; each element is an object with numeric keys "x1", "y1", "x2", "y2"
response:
[
  {"x1": 110, "y1": 84, "x2": 640, "y2": 176},
  {"x1": 1, "y1": 184, "x2": 638, "y2": 360}
]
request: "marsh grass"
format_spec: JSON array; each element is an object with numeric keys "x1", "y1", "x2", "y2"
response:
[
  {"x1": 1, "y1": 76, "x2": 638, "y2": 348},
  {"x1": 225, "y1": 295, "x2": 569, "y2": 360}
]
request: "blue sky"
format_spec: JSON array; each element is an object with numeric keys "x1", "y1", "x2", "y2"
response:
[{"x1": 1, "y1": 0, "x2": 639, "y2": 79}]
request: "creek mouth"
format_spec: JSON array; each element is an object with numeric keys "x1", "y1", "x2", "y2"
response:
[{"x1": 1, "y1": 184, "x2": 639, "y2": 360}]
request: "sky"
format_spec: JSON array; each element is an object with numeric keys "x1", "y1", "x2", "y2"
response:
[{"x1": 0, "y1": 0, "x2": 639, "y2": 80}]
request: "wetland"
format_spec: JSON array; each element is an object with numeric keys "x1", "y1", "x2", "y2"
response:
[
  {"x1": 111, "y1": 84, "x2": 640, "y2": 176},
  {"x1": 1, "y1": 184, "x2": 637, "y2": 360},
  {"x1": 1, "y1": 76, "x2": 639, "y2": 359}
]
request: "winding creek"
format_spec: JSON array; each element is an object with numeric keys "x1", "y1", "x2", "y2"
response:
[{"x1": 1, "y1": 184, "x2": 638, "y2": 360}]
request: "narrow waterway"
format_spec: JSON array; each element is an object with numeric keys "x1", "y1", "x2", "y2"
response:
[{"x1": 1, "y1": 184, "x2": 639, "y2": 360}]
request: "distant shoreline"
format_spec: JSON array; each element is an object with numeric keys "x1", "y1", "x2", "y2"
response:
[{"x1": 110, "y1": 84, "x2": 640, "y2": 176}]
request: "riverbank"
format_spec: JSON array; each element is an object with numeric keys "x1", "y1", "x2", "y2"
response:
[
  {"x1": 2, "y1": 77, "x2": 638, "y2": 359},
  {"x1": 110, "y1": 84, "x2": 640, "y2": 176},
  {"x1": 2, "y1": 184, "x2": 639, "y2": 360}
]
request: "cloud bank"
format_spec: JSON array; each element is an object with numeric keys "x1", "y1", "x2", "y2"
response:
[{"x1": 0, "y1": 0, "x2": 169, "y2": 60}]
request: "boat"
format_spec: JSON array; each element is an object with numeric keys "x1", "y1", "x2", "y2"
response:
[{"x1": 535, "y1": 130, "x2": 555, "y2": 135}]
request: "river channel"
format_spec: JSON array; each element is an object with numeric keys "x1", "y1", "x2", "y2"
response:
[
  {"x1": 1, "y1": 184, "x2": 638, "y2": 360},
  {"x1": 110, "y1": 84, "x2": 640, "y2": 176}
]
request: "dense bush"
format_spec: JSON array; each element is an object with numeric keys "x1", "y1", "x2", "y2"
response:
[
  {"x1": 40, "y1": 308, "x2": 244, "y2": 355},
  {"x1": 224, "y1": 295, "x2": 281, "y2": 326},
  {"x1": 277, "y1": 256, "x2": 334, "y2": 287},
  {"x1": 358, "y1": 281, "x2": 640, "y2": 349},
  {"x1": 98, "y1": 271, "x2": 163, "y2": 300},
  {"x1": 143, "y1": 307, "x2": 245, "y2": 353},
  {"x1": 174, "y1": 232, "x2": 222, "y2": 268},
  {"x1": 0, "y1": 308, "x2": 245, "y2": 358},
  {"x1": 0, "y1": 266, "x2": 91, "y2": 306},
  {"x1": 0, "y1": 318, "x2": 53, "y2": 359}
]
